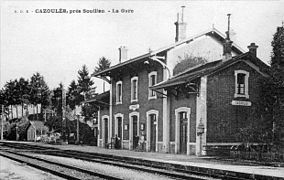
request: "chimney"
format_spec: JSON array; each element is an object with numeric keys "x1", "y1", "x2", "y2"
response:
[
  {"x1": 175, "y1": 6, "x2": 187, "y2": 42},
  {"x1": 223, "y1": 14, "x2": 233, "y2": 61},
  {"x1": 119, "y1": 46, "x2": 128, "y2": 63},
  {"x1": 247, "y1": 43, "x2": 258, "y2": 57}
]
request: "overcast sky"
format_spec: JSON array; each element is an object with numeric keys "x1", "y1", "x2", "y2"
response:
[{"x1": 1, "y1": 1, "x2": 284, "y2": 92}]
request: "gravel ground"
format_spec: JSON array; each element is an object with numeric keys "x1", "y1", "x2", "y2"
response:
[
  {"x1": 25, "y1": 152, "x2": 177, "y2": 180},
  {"x1": 0, "y1": 156, "x2": 64, "y2": 180},
  {"x1": 0, "y1": 151, "x2": 107, "y2": 180}
]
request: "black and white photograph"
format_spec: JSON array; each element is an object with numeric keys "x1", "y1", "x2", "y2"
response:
[{"x1": 0, "y1": 1, "x2": 284, "y2": 179}]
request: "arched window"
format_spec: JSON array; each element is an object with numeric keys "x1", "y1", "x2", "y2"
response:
[
  {"x1": 131, "y1": 76, "x2": 138, "y2": 102},
  {"x1": 116, "y1": 81, "x2": 122, "y2": 104},
  {"x1": 148, "y1": 71, "x2": 157, "y2": 99}
]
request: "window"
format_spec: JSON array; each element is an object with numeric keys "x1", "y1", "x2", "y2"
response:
[
  {"x1": 180, "y1": 112, "x2": 187, "y2": 120},
  {"x1": 237, "y1": 74, "x2": 245, "y2": 94},
  {"x1": 234, "y1": 70, "x2": 249, "y2": 98},
  {"x1": 116, "y1": 81, "x2": 122, "y2": 104},
  {"x1": 148, "y1": 71, "x2": 157, "y2": 99},
  {"x1": 131, "y1": 76, "x2": 138, "y2": 102}
]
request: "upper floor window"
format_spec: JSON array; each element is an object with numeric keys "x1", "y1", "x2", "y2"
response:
[
  {"x1": 131, "y1": 76, "x2": 138, "y2": 102},
  {"x1": 116, "y1": 81, "x2": 122, "y2": 104},
  {"x1": 234, "y1": 70, "x2": 249, "y2": 98},
  {"x1": 148, "y1": 71, "x2": 157, "y2": 99}
]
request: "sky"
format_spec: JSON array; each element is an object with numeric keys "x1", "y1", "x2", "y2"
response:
[{"x1": 1, "y1": 1, "x2": 284, "y2": 93}]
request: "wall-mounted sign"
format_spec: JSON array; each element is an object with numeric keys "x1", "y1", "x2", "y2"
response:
[
  {"x1": 231, "y1": 100, "x2": 251, "y2": 106},
  {"x1": 124, "y1": 124, "x2": 129, "y2": 131},
  {"x1": 129, "y1": 104, "x2": 140, "y2": 111},
  {"x1": 140, "y1": 123, "x2": 145, "y2": 131}
]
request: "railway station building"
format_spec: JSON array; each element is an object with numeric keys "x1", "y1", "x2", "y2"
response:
[{"x1": 91, "y1": 9, "x2": 270, "y2": 156}]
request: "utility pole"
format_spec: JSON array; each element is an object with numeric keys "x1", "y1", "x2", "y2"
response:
[{"x1": 1, "y1": 105, "x2": 4, "y2": 140}]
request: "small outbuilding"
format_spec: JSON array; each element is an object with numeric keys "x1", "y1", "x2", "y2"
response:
[{"x1": 27, "y1": 121, "x2": 48, "y2": 141}]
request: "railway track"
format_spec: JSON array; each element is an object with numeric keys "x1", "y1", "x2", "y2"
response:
[
  {"x1": 0, "y1": 148, "x2": 123, "y2": 180},
  {"x1": 0, "y1": 142, "x2": 220, "y2": 180},
  {"x1": 1, "y1": 142, "x2": 253, "y2": 180}
]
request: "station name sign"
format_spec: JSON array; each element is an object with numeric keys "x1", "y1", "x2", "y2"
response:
[
  {"x1": 129, "y1": 104, "x2": 139, "y2": 111},
  {"x1": 231, "y1": 100, "x2": 251, "y2": 106}
]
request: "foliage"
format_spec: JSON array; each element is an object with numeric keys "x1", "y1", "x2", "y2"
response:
[
  {"x1": 17, "y1": 78, "x2": 30, "y2": 101},
  {"x1": 4, "y1": 80, "x2": 17, "y2": 106},
  {"x1": 270, "y1": 25, "x2": 284, "y2": 147},
  {"x1": 77, "y1": 65, "x2": 94, "y2": 94},
  {"x1": 45, "y1": 115, "x2": 62, "y2": 132},
  {"x1": 173, "y1": 55, "x2": 208, "y2": 75},
  {"x1": 30, "y1": 72, "x2": 50, "y2": 108},
  {"x1": 81, "y1": 103, "x2": 97, "y2": 122},
  {"x1": 66, "y1": 120, "x2": 94, "y2": 144},
  {"x1": 271, "y1": 25, "x2": 284, "y2": 67},
  {"x1": 77, "y1": 65, "x2": 96, "y2": 121},
  {"x1": 17, "y1": 119, "x2": 30, "y2": 140},
  {"x1": 93, "y1": 57, "x2": 111, "y2": 73},
  {"x1": 66, "y1": 80, "x2": 80, "y2": 110},
  {"x1": 50, "y1": 83, "x2": 63, "y2": 116},
  {"x1": 238, "y1": 24, "x2": 284, "y2": 150}
]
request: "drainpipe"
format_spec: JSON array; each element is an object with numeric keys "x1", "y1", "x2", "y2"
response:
[{"x1": 149, "y1": 56, "x2": 171, "y2": 79}]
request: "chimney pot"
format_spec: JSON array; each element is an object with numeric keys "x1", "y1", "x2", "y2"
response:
[
  {"x1": 247, "y1": 43, "x2": 258, "y2": 57},
  {"x1": 223, "y1": 14, "x2": 233, "y2": 61},
  {"x1": 175, "y1": 6, "x2": 187, "y2": 42},
  {"x1": 119, "y1": 46, "x2": 128, "y2": 63}
]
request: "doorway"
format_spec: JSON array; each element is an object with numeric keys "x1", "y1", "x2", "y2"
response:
[
  {"x1": 150, "y1": 114, "x2": 156, "y2": 152},
  {"x1": 180, "y1": 112, "x2": 188, "y2": 154},
  {"x1": 132, "y1": 115, "x2": 138, "y2": 149},
  {"x1": 104, "y1": 118, "x2": 108, "y2": 147},
  {"x1": 117, "y1": 117, "x2": 122, "y2": 149}
]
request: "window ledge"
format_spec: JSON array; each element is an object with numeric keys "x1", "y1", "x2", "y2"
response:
[
  {"x1": 116, "y1": 101, "x2": 122, "y2": 105},
  {"x1": 234, "y1": 93, "x2": 249, "y2": 99},
  {"x1": 131, "y1": 99, "x2": 138, "y2": 103},
  {"x1": 148, "y1": 96, "x2": 157, "y2": 100}
]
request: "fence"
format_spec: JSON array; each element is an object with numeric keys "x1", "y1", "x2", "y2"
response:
[{"x1": 230, "y1": 150, "x2": 284, "y2": 162}]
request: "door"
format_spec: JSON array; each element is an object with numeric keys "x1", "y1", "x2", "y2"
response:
[
  {"x1": 180, "y1": 112, "x2": 188, "y2": 154},
  {"x1": 117, "y1": 117, "x2": 122, "y2": 149},
  {"x1": 104, "y1": 118, "x2": 108, "y2": 146},
  {"x1": 150, "y1": 114, "x2": 156, "y2": 152},
  {"x1": 132, "y1": 115, "x2": 138, "y2": 149},
  {"x1": 94, "y1": 127, "x2": 98, "y2": 146}
]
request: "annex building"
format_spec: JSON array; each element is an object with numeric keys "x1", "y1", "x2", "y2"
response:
[{"x1": 91, "y1": 8, "x2": 270, "y2": 156}]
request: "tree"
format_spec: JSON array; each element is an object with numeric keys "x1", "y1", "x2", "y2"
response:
[
  {"x1": 51, "y1": 83, "x2": 63, "y2": 116},
  {"x1": 67, "y1": 80, "x2": 80, "y2": 110},
  {"x1": 77, "y1": 65, "x2": 94, "y2": 102},
  {"x1": 173, "y1": 55, "x2": 208, "y2": 75},
  {"x1": 93, "y1": 57, "x2": 111, "y2": 92},
  {"x1": 3, "y1": 80, "x2": 18, "y2": 119},
  {"x1": 16, "y1": 78, "x2": 30, "y2": 116},
  {"x1": 30, "y1": 72, "x2": 50, "y2": 120},
  {"x1": 258, "y1": 24, "x2": 284, "y2": 149},
  {"x1": 271, "y1": 25, "x2": 284, "y2": 148},
  {"x1": 94, "y1": 57, "x2": 111, "y2": 73},
  {"x1": 47, "y1": 83, "x2": 63, "y2": 132},
  {"x1": 271, "y1": 25, "x2": 284, "y2": 68},
  {"x1": 0, "y1": 89, "x2": 9, "y2": 117}
]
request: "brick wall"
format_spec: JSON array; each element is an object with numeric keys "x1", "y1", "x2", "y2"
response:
[
  {"x1": 99, "y1": 108, "x2": 109, "y2": 139},
  {"x1": 169, "y1": 91, "x2": 197, "y2": 142},
  {"x1": 111, "y1": 59, "x2": 164, "y2": 142},
  {"x1": 207, "y1": 61, "x2": 263, "y2": 143}
]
